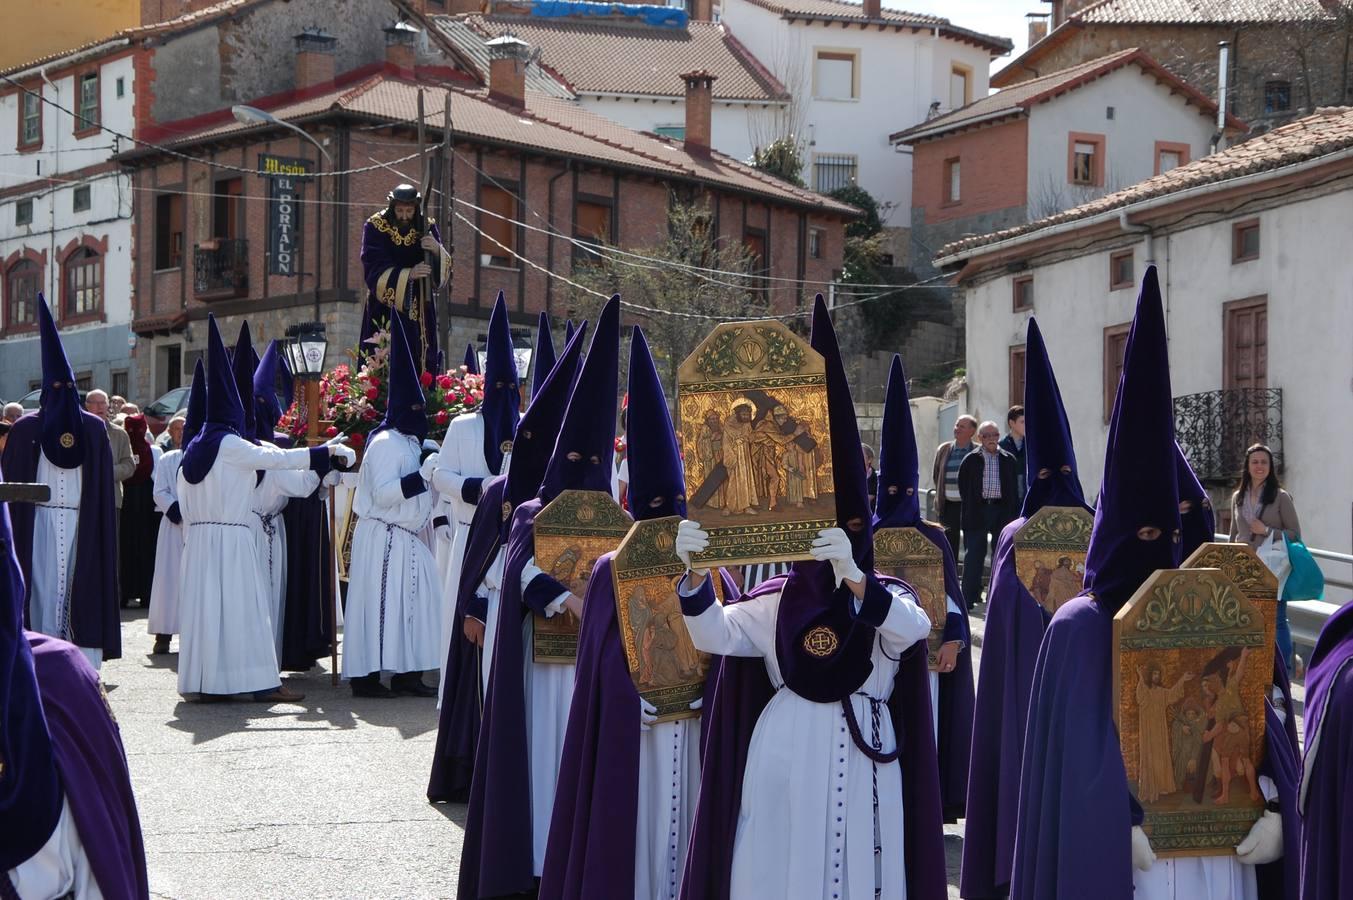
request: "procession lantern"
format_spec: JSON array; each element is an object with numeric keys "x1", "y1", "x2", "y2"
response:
[{"x1": 285, "y1": 322, "x2": 328, "y2": 444}]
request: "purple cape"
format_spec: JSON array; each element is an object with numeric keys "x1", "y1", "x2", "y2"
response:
[
  {"x1": 458, "y1": 499, "x2": 546, "y2": 899},
  {"x1": 278, "y1": 486, "x2": 335, "y2": 672},
  {"x1": 359, "y1": 217, "x2": 442, "y2": 374},
  {"x1": 1298, "y1": 601, "x2": 1353, "y2": 900},
  {"x1": 960, "y1": 517, "x2": 1051, "y2": 898},
  {"x1": 427, "y1": 475, "x2": 507, "y2": 804},
  {"x1": 1010, "y1": 595, "x2": 1300, "y2": 900},
  {"x1": 2, "y1": 412, "x2": 120, "y2": 659},
  {"x1": 28, "y1": 632, "x2": 148, "y2": 899},
  {"x1": 539, "y1": 557, "x2": 738, "y2": 899},
  {"x1": 678, "y1": 574, "x2": 948, "y2": 900}
]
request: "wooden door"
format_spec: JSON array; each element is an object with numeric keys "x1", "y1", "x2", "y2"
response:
[{"x1": 1224, "y1": 297, "x2": 1267, "y2": 391}]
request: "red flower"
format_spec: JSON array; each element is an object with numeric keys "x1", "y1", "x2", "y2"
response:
[
  {"x1": 367, "y1": 376, "x2": 380, "y2": 388},
  {"x1": 420, "y1": 371, "x2": 434, "y2": 388},
  {"x1": 325, "y1": 425, "x2": 339, "y2": 438},
  {"x1": 350, "y1": 432, "x2": 365, "y2": 448},
  {"x1": 435, "y1": 410, "x2": 450, "y2": 425},
  {"x1": 437, "y1": 374, "x2": 454, "y2": 391},
  {"x1": 365, "y1": 386, "x2": 379, "y2": 400},
  {"x1": 363, "y1": 408, "x2": 379, "y2": 421}
]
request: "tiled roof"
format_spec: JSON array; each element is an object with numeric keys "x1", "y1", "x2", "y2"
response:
[
  {"x1": 937, "y1": 106, "x2": 1353, "y2": 260},
  {"x1": 428, "y1": 14, "x2": 786, "y2": 101},
  {"x1": 892, "y1": 48, "x2": 1235, "y2": 143},
  {"x1": 741, "y1": 0, "x2": 1013, "y2": 54},
  {"x1": 118, "y1": 73, "x2": 858, "y2": 216},
  {"x1": 1073, "y1": 0, "x2": 1337, "y2": 25},
  {"x1": 425, "y1": 18, "x2": 575, "y2": 99}
]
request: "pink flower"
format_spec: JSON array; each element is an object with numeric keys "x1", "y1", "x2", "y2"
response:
[{"x1": 365, "y1": 386, "x2": 379, "y2": 400}]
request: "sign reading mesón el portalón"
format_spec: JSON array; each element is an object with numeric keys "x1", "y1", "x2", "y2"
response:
[{"x1": 259, "y1": 154, "x2": 313, "y2": 277}]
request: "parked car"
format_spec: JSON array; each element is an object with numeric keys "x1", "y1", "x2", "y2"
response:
[
  {"x1": 18, "y1": 388, "x2": 89, "y2": 410},
  {"x1": 144, "y1": 386, "x2": 192, "y2": 438}
]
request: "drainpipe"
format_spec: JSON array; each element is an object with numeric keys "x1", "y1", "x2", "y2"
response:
[
  {"x1": 1119, "y1": 209, "x2": 1161, "y2": 322},
  {"x1": 41, "y1": 65, "x2": 59, "y2": 310},
  {"x1": 1212, "y1": 41, "x2": 1230, "y2": 154},
  {"x1": 544, "y1": 161, "x2": 570, "y2": 317}
]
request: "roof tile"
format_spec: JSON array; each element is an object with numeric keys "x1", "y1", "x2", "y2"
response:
[
  {"x1": 742, "y1": 0, "x2": 1012, "y2": 53},
  {"x1": 1074, "y1": 0, "x2": 1337, "y2": 25}
]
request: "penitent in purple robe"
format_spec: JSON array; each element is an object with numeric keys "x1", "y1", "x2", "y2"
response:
[{"x1": 1298, "y1": 601, "x2": 1353, "y2": 900}]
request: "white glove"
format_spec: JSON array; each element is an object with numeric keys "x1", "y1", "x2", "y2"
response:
[
  {"x1": 1235, "y1": 810, "x2": 1283, "y2": 865},
  {"x1": 640, "y1": 698, "x2": 658, "y2": 732},
  {"x1": 811, "y1": 528, "x2": 864, "y2": 587},
  {"x1": 1131, "y1": 825, "x2": 1157, "y2": 872},
  {"x1": 688, "y1": 696, "x2": 703, "y2": 712},
  {"x1": 675, "y1": 520, "x2": 710, "y2": 573},
  {"x1": 321, "y1": 470, "x2": 342, "y2": 487},
  {"x1": 329, "y1": 444, "x2": 356, "y2": 468},
  {"x1": 422, "y1": 439, "x2": 441, "y2": 454},
  {"x1": 419, "y1": 452, "x2": 439, "y2": 481}
]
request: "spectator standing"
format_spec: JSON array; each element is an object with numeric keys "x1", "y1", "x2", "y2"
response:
[
  {"x1": 863, "y1": 442, "x2": 878, "y2": 508},
  {"x1": 931, "y1": 415, "x2": 977, "y2": 558},
  {"x1": 958, "y1": 421, "x2": 1018, "y2": 609},
  {"x1": 87, "y1": 390, "x2": 137, "y2": 609},
  {"x1": 2, "y1": 402, "x2": 22, "y2": 423},
  {"x1": 118, "y1": 414, "x2": 161, "y2": 609},
  {"x1": 1230, "y1": 443, "x2": 1301, "y2": 668},
  {"x1": 1000, "y1": 405, "x2": 1027, "y2": 506}
]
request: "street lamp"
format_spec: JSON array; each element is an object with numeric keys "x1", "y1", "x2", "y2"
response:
[
  {"x1": 285, "y1": 321, "x2": 329, "y2": 446},
  {"x1": 232, "y1": 104, "x2": 332, "y2": 325}
]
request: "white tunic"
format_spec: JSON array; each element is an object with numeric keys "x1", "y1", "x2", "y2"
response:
[
  {"x1": 29, "y1": 456, "x2": 81, "y2": 649},
  {"x1": 177, "y1": 436, "x2": 318, "y2": 695},
  {"x1": 636, "y1": 718, "x2": 701, "y2": 900},
  {"x1": 430, "y1": 413, "x2": 493, "y2": 700},
  {"x1": 684, "y1": 580, "x2": 932, "y2": 900},
  {"x1": 148, "y1": 448, "x2": 184, "y2": 635},
  {"x1": 250, "y1": 467, "x2": 320, "y2": 658},
  {"x1": 8, "y1": 799, "x2": 102, "y2": 900},
  {"x1": 476, "y1": 546, "x2": 507, "y2": 698},
  {"x1": 343, "y1": 429, "x2": 443, "y2": 678}
]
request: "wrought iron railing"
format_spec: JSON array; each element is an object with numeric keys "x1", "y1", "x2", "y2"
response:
[
  {"x1": 193, "y1": 239, "x2": 249, "y2": 298},
  {"x1": 1173, "y1": 387, "x2": 1282, "y2": 484}
]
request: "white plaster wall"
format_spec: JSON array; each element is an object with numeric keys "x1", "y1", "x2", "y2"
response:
[
  {"x1": 963, "y1": 189, "x2": 1353, "y2": 593},
  {"x1": 0, "y1": 55, "x2": 136, "y2": 179},
  {"x1": 1024, "y1": 66, "x2": 1218, "y2": 217},
  {"x1": 721, "y1": 0, "x2": 1003, "y2": 229},
  {"x1": 575, "y1": 95, "x2": 764, "y2": 163}
]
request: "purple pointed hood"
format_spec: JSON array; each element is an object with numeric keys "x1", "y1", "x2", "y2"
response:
[
  {"x1": 1021, "y1": 317, "x2": 1089, "y2": 517},
  {"x1": 1082, "y1": 267, "x2": 1182, "y2": 613},
  {"x1": 531, "y1": 311, "x2": 557, "y2": 399},
  {"x1": 0, "y1": 478, "x2": 62, "y2": 869},
  {"x1": 812, "y1": 294, "x2": 873, "y2": 570},
  {"x1": 375, "y1": 314, "x2": 428, "y2": 443},
  {"x1": 182, "y1": 360, "x2": 207, "y2": 448},
  {"x1": 182, "y1": 314, "x2": 247, "y2": 484},
  {"x1": 625, "y1": 325, "x2": 685, "y2": 520},
  {"x1": 1175, "y1": 443, "x2": 1216, "y2": 558},
  {"x1": 873, "y1": 354, "x2": 921, "y2": 529},
  {"x1": 232, "y1": 320, "x2": 258, "y2": 444},
  {"x1": 502, "y1": 322, "x2": 587, "y2": 533},
  {"x1": 463, "y1": 341, "x2": 480, "y2": 376},
  {"x1": 36, "y1": 294, "x2": 86, "y2": 469},
  {"x1": 252, "y1": 341, "x2": 286, "y2": 443},
  {"x1": 481, "y1": 291, "x2": 522, "y2": 474},
  {"x1": 539, "y1": 295, "x2": 620, "y2": 501},
  {"x1": 564, "y1": 318, "x2": 576, "y2": 344}
]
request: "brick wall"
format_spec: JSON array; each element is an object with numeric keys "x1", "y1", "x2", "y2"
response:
[{"x1": 912, "y1": 118, "x2": 1029, "y2": 225}]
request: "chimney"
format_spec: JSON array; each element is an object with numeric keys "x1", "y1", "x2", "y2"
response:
[
  {"x1": 680, "y1": 70, "x2": 717, "y2": 158},
  {"x1": 862, "y1": 0, "x2": 880, "y2": 18},
  {"x1": 294, "y1": 28, "x2": 337, "y2": 90},
  {"x1": 486, "y1": 34, "x2": 530, "y2": 111},
  {"x1": 1212, "y1": 41, "x2": 1231, "y2": 153},
  {"x1": 384, "y1": 21, "x2": 419, "y2": 73},
  {"x1": 689, "y1": 0, "x2": 714, "y2": 23},
  {"x1": 1026, "y1": 13, "x2": 1049, "y2": 46}
]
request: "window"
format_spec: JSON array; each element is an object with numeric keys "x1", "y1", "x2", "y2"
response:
[
  {"x1": 73, "y1": 185, "x2": 91, "y2": 212},
  {"x1": 1012, "y1": 274, "x2": 1033, "y2": 311},
  {"x1": 1109, "y1": 249, "x2": 1134, "y2": 290},
  {"x1": 1068, "y1": 133, "x2": 1105, "y2": 187},
  {"x1": 1154, "y1": 141, "x2": 1189, "y2": 175},
  {"x1": 1103, "y1": 323, "x2": 1131, "y2": 423},
  {"x1": 573, "y1": 198, "x2": 612, "y2": 264},
  {"x1": 478, "y1": 182, "x2": 518, "y2": 267},
  {"x1": 943, "y1": 157, "x2": 961, "y2": 205},
  {"x1": 744, "y1": 228, "x2": 767, "y2": 273},
  {"x1": 154, "y1": 193, "x2": 185, "y2": 270},
  {"x1": 1233, "y1": 219, "x2": 1260, "y2": 263},
  {"x1": 1009, "y1": 345, "x2": 1026, "y2": 408},
  {"x1": 1264, "y1": 81, "x2": 1291, "y2": 114},
  {"x1": 653, "y1": 125, "x2": 685, "y2": 140},
  {"x1": 812, "y1": 153, "x2": 857, "y2": 193},
  {"x1": 212, "y1": 177, "x2": 243, "y2": 240},
  {"x1": 63, "y1": 247, "x2": 101, "y2": 319},
  {"x1": 5, "y1": 260, "x2": 40, "y2": 332},
  {"x1": 808, "y1": 227, "x2": 823, "y2": 259},
  {"x1": 115, "y1": 77, "x2": 125, "y2": 99},
  {"x1": 111, "y1": 370, "x2": 128, "y2": 398},
  {"x1": 76, "y1": 72, "x2": 99, "y2": 134},
  {"x1": 949, "y1": 64, "x2": 972, "y2": 109},
  {"x1": 75, "y1": 372, "x2": 92, "y2": 392},
  {"x1": 19, "y1": 90, "x2": 41, "y2": 148},
  {"x1": 814, "y1": 50, "x2": 858, "y2": 101},
  {"x1": 15, "y1": 199, "x2": 33, "y2": 226}
]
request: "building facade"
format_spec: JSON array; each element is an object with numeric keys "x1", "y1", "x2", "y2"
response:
[{"x1": 937, "y1": 107, "x2": 1353, "y2": 592}]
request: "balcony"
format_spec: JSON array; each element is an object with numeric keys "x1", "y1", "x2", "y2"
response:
[
  {"x1": 1173, "y1": 387, "x2": 1282, "y2": 484},
  {"x1": 193, "y1": 239, "x2": 248, "y2": 299}
]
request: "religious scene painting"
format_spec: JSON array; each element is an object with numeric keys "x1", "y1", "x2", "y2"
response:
[
  {"x1": 612, "y1": 517, "x2": 715, "y2": 722},
  {"x1": 337, "y1": 507, "x2": 358, "y2": 583},
  {"x1": 1013, "y1": 506, "x2": 1094, "y2": 614},
  {"x1": 1114, "y1": 568, "x2": 1269, "y2": 856},
  {"x1": 1183, "y1": 542, "x2": 1280, "y2": 670},
  {"x1": 873, "y1": 527, "x2": 948, "y2": 669},
  {"x1": 532, "y1": 489, "x2": 633, "y2": 664},
  {"x1": 677, "y1": 320, "x2": 833, "y2": 568}
]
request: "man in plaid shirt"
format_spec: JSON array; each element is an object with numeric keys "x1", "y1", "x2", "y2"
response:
[{"x1": 958, "y1": 420, "x2": 1018, "y2": 609}]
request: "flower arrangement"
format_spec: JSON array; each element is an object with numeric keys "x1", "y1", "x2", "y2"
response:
[{"x1": 279, "y1": 328, "x2": 484, "y2": 451}]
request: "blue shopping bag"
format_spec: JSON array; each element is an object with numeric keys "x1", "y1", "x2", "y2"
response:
[{"x1": 1282, "y1": 539, "x2": 1325, "y2": 601}]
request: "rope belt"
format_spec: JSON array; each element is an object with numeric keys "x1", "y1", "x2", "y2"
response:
[
  {"x1": 369, "y1": 517, "x2": 421, "y2": 537},
  {"x1": 255, "y1": 511, "x2": 278, "y2": 581},
  {"x1": 371, "y1": 517, "x2": 420, "y2": 670},
  {"x1": 37, "y1": 503, "x2": 79, "y2": 511},
  {"x1": 188, "y1": 521, "x2": 251, "y2": 528},
  {"x1": 841, "y1": 693, "x2": 899, "y2": 764}
]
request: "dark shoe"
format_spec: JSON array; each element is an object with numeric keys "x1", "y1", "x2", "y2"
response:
[
  {"x1": 152, "y1": 636, "x2": 171, "y2": 655},
  {"x1": 192, "y1": 693, "x2": 231, "y2": 704},
  {"x1": 351, "y1": 675, "x2": 393, "y2": 699},
  {"x1": 252, "y1": 685, "x2": 306, "y2": 703},
  {"x1": 390, "y1": 673, "x2": 437, "y2": 697}
]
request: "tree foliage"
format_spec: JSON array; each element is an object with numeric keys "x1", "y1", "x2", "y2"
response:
[{"x1": 751, "y1": 136, "x2": 806, "y2": 188}]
